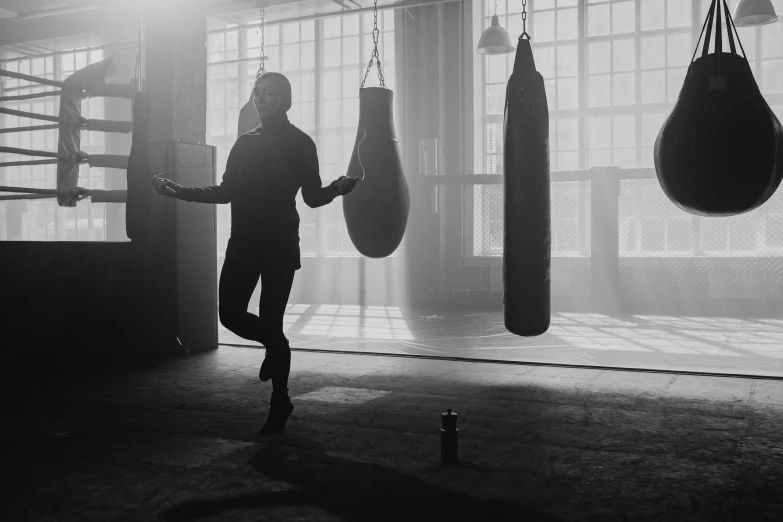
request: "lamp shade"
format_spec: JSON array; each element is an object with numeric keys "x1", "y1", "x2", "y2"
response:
[
  {"x1": 476, "y1": 15, "x2": 516, "y2": 55},
  {"x1": 734, "y1": 0, "x2": 778, "y2": 26}
]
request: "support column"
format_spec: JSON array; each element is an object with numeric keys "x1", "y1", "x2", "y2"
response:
[
  {"x1": 590, "y1": 166, "x2": 621, "y2": 314},
  {"x1": 134, "y1": 0, "x2": 217, "y2": 355}
]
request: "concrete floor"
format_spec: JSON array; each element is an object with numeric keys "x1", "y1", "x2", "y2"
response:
[
  {"x1": 5, "y1": 342, "x2": 783, "y2": 521},
  {"x1": 222, "y1": 306, "x2": 783, "y2": 378}
]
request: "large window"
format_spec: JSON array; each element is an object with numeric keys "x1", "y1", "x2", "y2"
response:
[
  {"x1": 475, "y1": 0, "x2": 783, "y2": 258},
  {"x1": 0, "y1": 47, "x2": 108, "y2": 241},
  {"x1": 206, "y1": 10, "x2": 397, "y2": 258}
]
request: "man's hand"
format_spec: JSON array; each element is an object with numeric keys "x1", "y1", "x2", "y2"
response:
[
  {"x1": 151, "y1": 175, "x2": 184, "y2": 198},
  {"x1": 331, "y1": 175, "x2": 358, "y2": 197}
]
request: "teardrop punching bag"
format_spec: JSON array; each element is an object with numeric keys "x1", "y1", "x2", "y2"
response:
[
  {"x1": 503, "y1": 36, "x2": 551, "y2": 337},
  {"x1": 343, "y1": 87, "x2": 410, "y2": 258},
  {"x1": 655, "y1": 0, "x2": 783, "y2": 217},
  {"x1": 237, "y1": 93, "x2": 260, "y2": 136}
]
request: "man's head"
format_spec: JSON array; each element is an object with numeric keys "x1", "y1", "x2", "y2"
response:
[{"x1": 253, "y1": 72, "x2": 292, "y2": 120}]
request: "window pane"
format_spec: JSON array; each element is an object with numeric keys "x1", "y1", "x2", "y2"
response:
[
  {"x1": 557, "y1": 45, "x2": 578, "y2": 76},
  {"x1": 302, "y1": 42, "x2": 315, "y2": 69},
  {"x1": 589, "y1": 41, "x2": 611, "y2": 74},
  {"x1": 589, "y1": 74, "x2": 611, "y2": 107},
  {"x1": 667, "y1": 68, "x2": 687, "y2": 101},
  {"x1": 589, "y1": 116, "x2": 611, "y2": 149},
  {"x1": 588, "y1": 4, "x2": 611, "y2": 37},
  {"x1": 762, "y1": 20, "x2": 783, "y2": 59},
  {"x1": 613, "y1": 73, "x2": 635, "y2": 105},
  {"x1": 737, "y1": 26, "x2": 756, "y2": 59},
  {"x1": 641, "y1": 70, "x2": 666, "y2": 103},
  {"x1": 283, "y1": 43, "x2": 300, "y2": 70},
  {"x1": 343, "y1": 36, "x2": 360, "y2": 64},
  {"x1": 301, "y1": 72, "x2": 315, "y2": 101},
  {"x1": 486, "y1": 83, "x2": 507, "y2": 114},
  {"x1": 557, "y1": 117, "x2": 579, "y2": 150},
  {"x1": 323, "y1": 70, "x2": 341, "y2": 99},
  {"x1": 487, "y1": 54, "x2": 508, "y2": 83},
  {"x1": 487, "y1": 122, "x2": 504, "y2": 153},
  {"x1": 642, "y1": 36, "x2": 666, "y2": 69},
  {"x1": 324, "y1": 39, "x2": 341, "y2": 67},
  {"x1": 666, "y1": 0, "x2": 691, "y2": 28},
  {"x1": 613, "y1": 39, "x2": 636, "y2": 71},
  {"x1": 557, "y1": 8, "x2": 578, "y2": 40},
  {"x1": 557, "y1": 77, "x2": 578, "y2": 109},
  {"x1": 534, "y1": 11, "x2": 555, "y2": 42},
  {"x1": 535, "y1": 46, "x2": 556, "y2": 77},
  {"x1": 641, "y1": 112, "x2": 666, "y2": 146},
  {"x1": 667, "y1": 33, "x2": 692, "y2": 67},
  {"x1": 612, "y1": 1, "x2": 636, "y2": 35},
  {"x1": 302, "y1": 20, "x2": 315, "y2": 41},
  {"x1": 343, "y1": 69, "x2": 359, "y2": 96},
  {"x1": 613, "y1": 114, "x2": 636, "y2": 148},
  {"x1": 641, "y1": 0, "x2": 665, "y2": 31},
  {"x1": 764, "y1": 60, "x2": 783, "y2": 93},
  {"x1": 324, "y1": 17, "x2": 341, "y2": 38},
  {"x1": 343, "y1": 14, "x2": 360, "y2": 35}
]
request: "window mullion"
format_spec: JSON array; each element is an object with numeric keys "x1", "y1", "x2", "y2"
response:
[{"x1": 315, "y1": 18, "x2": 324, "y2": 257}]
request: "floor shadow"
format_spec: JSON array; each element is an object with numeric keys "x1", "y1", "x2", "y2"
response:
[{"x1": 161, "y1": 431, "x2": 560, "y2": 522}]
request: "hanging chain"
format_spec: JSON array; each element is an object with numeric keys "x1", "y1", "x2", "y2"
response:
[
  {"x1": 257, "y1": 6, "x2": 266, "y2": 76},
  {"x1": 361, "y1": 0, "x2": 386, "y2": 89},
  {"x1": 521, "y1": 0, "x2": 530, "y2": 39}
]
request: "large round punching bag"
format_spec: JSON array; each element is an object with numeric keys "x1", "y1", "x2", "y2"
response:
[
  {"x1": 503, "y1": 37, "x2": 551, "y2": 337},
  {"x1": 655, "y1": 0, "x2": 783, "y2": 216},
  {"x1": 343, "y1": 87, "x2": 410, "y2": 258}
]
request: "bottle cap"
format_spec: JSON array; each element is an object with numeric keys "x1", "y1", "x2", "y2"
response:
[{"x1": 441, "y1": 408, "x2": 458, "y2": 428}]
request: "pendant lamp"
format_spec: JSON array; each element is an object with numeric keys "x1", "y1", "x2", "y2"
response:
[
  {"x1": 734, "y1": 0, "x2": 778, "y2": 26},
  {"x1": 477, "y1": 14, "x2": 516, "y2": 55}
]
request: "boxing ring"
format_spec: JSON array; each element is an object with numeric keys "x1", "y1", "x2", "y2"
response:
[
  {"x1": 0, "y1": 58, "x2": 131, "y2": 207},
  {"x1": 0, "y1": 56, "x2": 219, "y2": 360}
]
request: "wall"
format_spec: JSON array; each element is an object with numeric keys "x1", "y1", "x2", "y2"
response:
[{"x1": 0, "y1": 241, "x2": 163, "y2": 370}]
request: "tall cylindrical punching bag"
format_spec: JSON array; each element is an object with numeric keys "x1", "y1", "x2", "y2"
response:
[
  {"x1": 655, "y1": 0, "x2": 783, "y2": 216},
  {"x1": 503, "y1": 34, "x2": 551, "y2": 337},
  {"x1": 343, "y1": 3, "x2": 409, "y2": 258},
  {"x1": 343, "y1": 87, "x2": 410, "y2": 258}
]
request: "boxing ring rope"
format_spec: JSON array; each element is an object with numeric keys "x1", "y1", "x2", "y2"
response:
[
  {"x1": 0, "y1": 184, "x2": 125, "y2": 202},
  {"x1": 0, "y1": 91, "x2": 63, "y2": 102},
  {"x1": 0, "y1": 68, "x2": 134, "y2": 99},
  {"x1": 0, "y1": 124, "x2": 60, "y2": 134},
  {"x1": 0, "y1": 106, "x2": 133, "y2": 133},
  {"x1": 0, "y1": 59, "x2": 133, "y2": 205}
]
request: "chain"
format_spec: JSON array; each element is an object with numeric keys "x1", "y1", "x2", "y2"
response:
[
  {"x1": 361, "y1": 0, "x2": 385, "y2": 89},
  {"x1": 257, "y1": 6, "x2": 266, "y2": 76},
  {"x1": 521, "y1": 0, "x2": 530, "y2": 40}
]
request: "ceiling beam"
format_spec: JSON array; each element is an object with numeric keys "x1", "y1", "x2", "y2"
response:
[{"x1": 0, "y1": 4, "x2": 139, "y2": 48}]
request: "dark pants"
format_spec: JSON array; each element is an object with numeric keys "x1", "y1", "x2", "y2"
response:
[{"x1": 218, "y1": 237, "x2": 297, "y2": 394}]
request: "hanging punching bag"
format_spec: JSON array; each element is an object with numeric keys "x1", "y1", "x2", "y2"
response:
[
  {"x1": 343, "y1": 87, "x2": 410, "y2": 258},
  {"x1": 125, "y1": 92, "x2": 152, "y2": 242},
  {"x1": 655, "y1": 0, "x2": 783, "y2": 217},
  {"x1": 503, "y1": 36, "x2": 551, "y2": 337},
  {"x1": 237, "y1": 94, "x2": 260, "y2": 136}
]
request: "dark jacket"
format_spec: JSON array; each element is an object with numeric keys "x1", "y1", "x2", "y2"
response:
[{"x1": 179, "y1": 114, "x2": 335, "y2": 266}]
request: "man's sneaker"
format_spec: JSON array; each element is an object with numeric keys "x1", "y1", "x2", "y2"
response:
[{"x1": 260, "y1": 392, "x2": 294, "y2": 435}]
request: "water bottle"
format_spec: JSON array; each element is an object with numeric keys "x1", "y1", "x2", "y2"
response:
[{"x1": 441, "y1": 408, "x2": 458, "y2": 464}]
